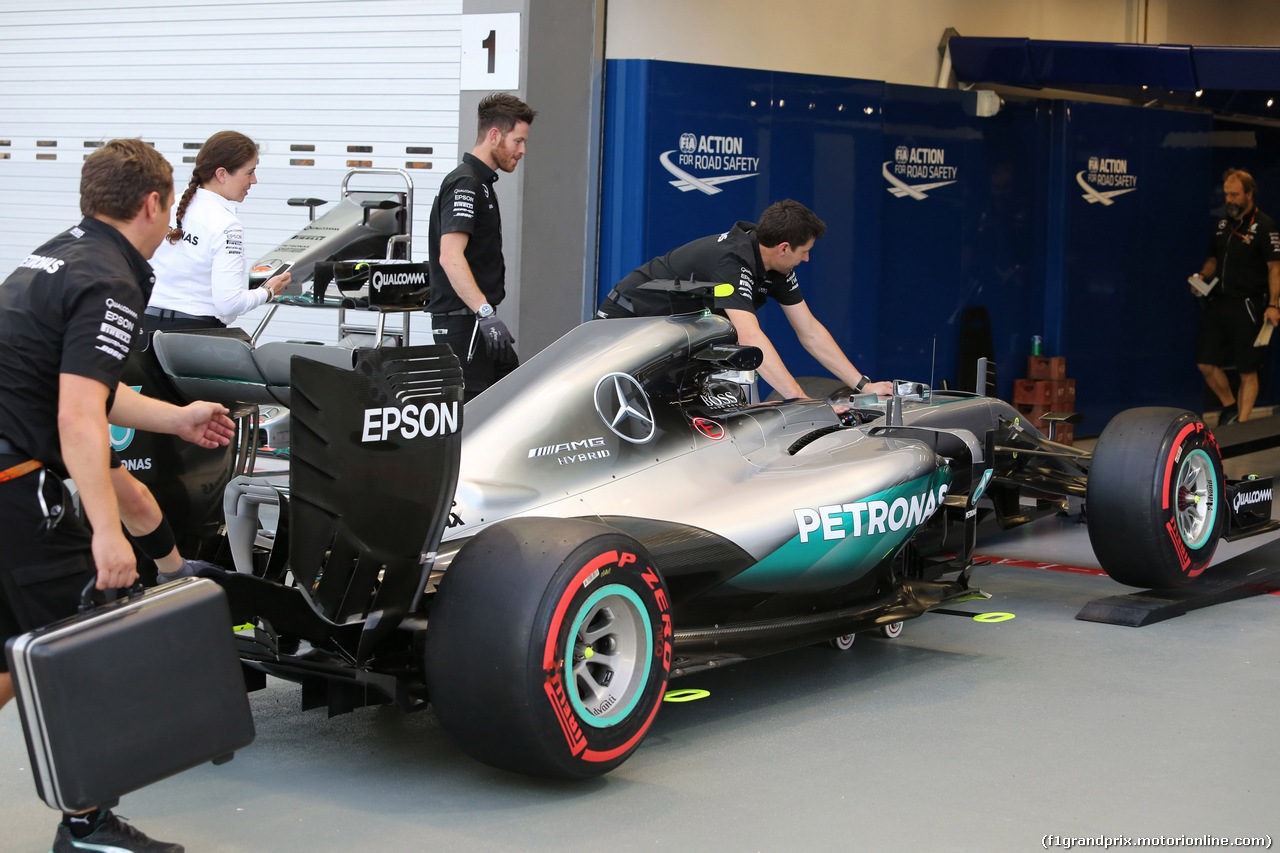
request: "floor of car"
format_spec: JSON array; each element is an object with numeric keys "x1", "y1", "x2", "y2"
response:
[{"x1": 3, "y1": 431, "x2": 1276, "y2": 852}]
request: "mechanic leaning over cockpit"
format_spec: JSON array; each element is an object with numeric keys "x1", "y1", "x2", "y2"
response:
[{"x1": 598, "y1": 199, "x2": 893, "y2": 402}]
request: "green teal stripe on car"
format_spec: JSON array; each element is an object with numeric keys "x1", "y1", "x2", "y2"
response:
[{"x1": 731, "y1": 469, "x2": 951, "y2": 592}]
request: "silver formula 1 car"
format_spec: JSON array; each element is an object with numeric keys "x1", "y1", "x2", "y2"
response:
[{"x1": 138, "y1": 304, "x2": 1273, "y2": 781}]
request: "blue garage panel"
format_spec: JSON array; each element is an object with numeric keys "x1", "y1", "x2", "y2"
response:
[
  {"x1": 599, "y1": 60, "x2": 883, "y2": 396},
  {"x1": 599, "y1": 60, "x2": 1219, "y2": 431},
  {"x1": 1055, "y1": 102, "x2": 1212, "y2": 427},
  {"x1": 1190, "y1": 46, "x2": 1280, "y2": 90},
  {"x1": 949, "y1": 38, "x2": 1198, "y2": 93},
  {"x1": 599, "y1": 60, "x2": 775, "y2": 294},
  {"x1": 948, "y1": 37, "x2": 1280, "y2": 120},
  {"x1": 877, "y1": 86, "x2": 1048, "y2": 400},
  {"x1": 879, "y1": 85, "x2": 975, "y2": 389},
  {"x1": 948, "y1": 38, "x2": 1038, "y2": 88},
  {"x1": 598, "y1": 59, "x2": 652, "y2": 293},
  {"x1": 755, "y1": 73, "x2": 883, "y2": 384}
]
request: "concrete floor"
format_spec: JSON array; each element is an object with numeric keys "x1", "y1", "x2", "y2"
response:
[{"x1": 2, "y1": 438, "x2": 1278, "y2": 852}]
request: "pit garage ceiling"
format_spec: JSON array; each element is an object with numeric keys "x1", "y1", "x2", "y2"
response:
[{"x1": 948, "y1": 36, "x2": 1280, "y2": 119}]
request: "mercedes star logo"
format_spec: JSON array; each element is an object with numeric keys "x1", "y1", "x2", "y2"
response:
[{"x1": 594, "y1": 372, "x2": 656, "y2": 444}]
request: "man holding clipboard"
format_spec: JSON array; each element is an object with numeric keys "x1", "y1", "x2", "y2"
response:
[{"x1": 1193, "y1": 169, "x2": 1280, "y2": 424}]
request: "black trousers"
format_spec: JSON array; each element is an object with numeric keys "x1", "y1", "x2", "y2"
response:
[
  {"x1": 142, "y1": 314, "x2": 226, "y2": 333},
  {"x1": 0, "y1": 462, "x2": 95, "y2": 666}
]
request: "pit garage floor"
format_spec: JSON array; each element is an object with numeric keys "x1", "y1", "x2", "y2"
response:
[{"x1": 2, "y1": 440, "x2": 1278, "y2": 851}]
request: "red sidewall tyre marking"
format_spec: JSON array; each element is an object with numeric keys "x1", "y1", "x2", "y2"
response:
[
  {"x1": 1161, "y1": 423, "x2": 1198, "y2": 510},
  {"x1": 542, "y1": 550, "x2": 619, "y2": 671},
  {"x1": 540, "y1": 547, "x2": 671, "y2": 766}
]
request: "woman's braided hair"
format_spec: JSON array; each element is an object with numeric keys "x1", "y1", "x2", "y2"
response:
[{"x1": 167, "y1": 130, "x2": 259, "y2": 244}]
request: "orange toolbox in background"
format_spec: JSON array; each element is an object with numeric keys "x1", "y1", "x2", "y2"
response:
[
  {"x1": 1026, "y1": 355, "x2": 1067, "y2": 380},
  {"x1": 1013, "y1": 378, "x2": 1075, "y2": 406},
  {"x1": 1015, "y1": 354, "x2": 1076, "y2": 445}
]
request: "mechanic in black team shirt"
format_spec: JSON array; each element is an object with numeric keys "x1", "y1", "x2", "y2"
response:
[
  {"x1": 428, "y1": 93, "x2": 536, "y2": 401},
  {"x1": 598, "y1": 199, "x2": 893, "y2": 401},
  {"x1": 0, "y1": 138, "x2": 235, "y2": 853},
  {"x1": 1193, "y1": 168, "x2": 1280, "y2": 424}
]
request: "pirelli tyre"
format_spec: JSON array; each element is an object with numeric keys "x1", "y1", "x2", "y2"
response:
[
  {"x1": 1086, "y1": 407, "x2": 1225, "y2": 589},
  {"x1": 425, "y1": 517, "x2": 671, "y2": 779}
]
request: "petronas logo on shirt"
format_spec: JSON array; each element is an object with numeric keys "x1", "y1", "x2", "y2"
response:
[{"x1": 109, "y1": 385, "x2": 142, "y2": 452}]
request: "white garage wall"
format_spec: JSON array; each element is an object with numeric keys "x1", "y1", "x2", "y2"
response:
[
  {"x1": 604, "y1": 0, "x2": 1280, "y2": 88},
  {"x1": 603, "y1": 0, "x2": 1139, "y2": 86},
  {"x1": 0, "y1": 0, "x2": 463, "y2": 343}
]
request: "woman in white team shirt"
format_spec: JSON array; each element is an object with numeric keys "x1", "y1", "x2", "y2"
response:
[{"x1": 145, "y1": 130, "x2": 291, "y2": 331}]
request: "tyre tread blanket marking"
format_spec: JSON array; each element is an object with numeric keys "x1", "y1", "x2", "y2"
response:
[{"x1": 541, "y1": 550, "x2": 671, "y2": 764}]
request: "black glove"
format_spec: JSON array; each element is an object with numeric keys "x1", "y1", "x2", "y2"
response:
[{"x1": 477, "y1": 314, "x2": 515, "y2": 357}]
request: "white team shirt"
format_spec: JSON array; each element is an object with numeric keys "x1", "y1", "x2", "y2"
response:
[{"x1": 148, "y1": 187, "x2": 269, "y2": 323}]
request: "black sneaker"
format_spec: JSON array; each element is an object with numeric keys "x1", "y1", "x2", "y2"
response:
[
  {"x1": 52, "y1": 811, "x2": 184, "y2": 853},
  {"x1": 1221, "y1": 403, "x2": 1240, "y2": 426}
]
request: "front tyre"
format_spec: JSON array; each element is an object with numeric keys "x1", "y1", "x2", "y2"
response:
[
  {"x1": 1086, "y1": 407, "x2": 1225, "y2": 588},
  {"x1": 425, "y1": 518, "x2": 671, "y2": 779}
]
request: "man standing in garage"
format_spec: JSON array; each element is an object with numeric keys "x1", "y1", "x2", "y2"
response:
[
  {"x1": 428, "y1": 93, "x2": 536, "y2": 401},
  {"x1": 1193, "y1": 168, "x2": 1280, "y2": 424},
  {"x1": 597, "y1": 199, "x2": 893, "y2": 402},
  {"x1": 0, "y1": 138, "x2": 235, "y2": 853}
]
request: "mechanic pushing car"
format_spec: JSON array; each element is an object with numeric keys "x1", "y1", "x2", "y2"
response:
[
  {"x1": 428, "y1": 93, "x2": 536, "y2": 401},
  {"x1": 597, "y1": 199, "x2": 893, "y2": 401}
]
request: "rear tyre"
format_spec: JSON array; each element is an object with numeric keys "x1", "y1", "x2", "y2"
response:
[
  {"x1": 1086, "y1": 407, "x2": 1224, "y2": 588},
  {"x1": 425, "y1": 518, "x2": 671, "y2": 779}
]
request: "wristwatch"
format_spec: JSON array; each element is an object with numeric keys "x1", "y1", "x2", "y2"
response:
[
  {"x1": 854, "y1": 376, "x2": 870, "y2": 392},
  {"x1": 477, "y1": 303, "x2": 495, "y2": 319}
]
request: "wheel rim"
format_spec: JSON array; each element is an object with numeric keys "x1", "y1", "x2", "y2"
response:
[
  {"x1": 882, "y1": 621, "x2": 903, "y2": 638},
  {"x1": 567, "y1": 584, "x2": 653, "y2": 728},
  {"x1": 831, "y1": 634, "x2": 856, "y2": 650},
  {"x1": 1175, "y1": 449, "x2": 1218, "y2": 550}
]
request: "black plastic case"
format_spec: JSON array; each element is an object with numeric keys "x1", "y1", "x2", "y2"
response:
[{"x1": 4, "y1": 577, "x2": 255, "y2": 812}]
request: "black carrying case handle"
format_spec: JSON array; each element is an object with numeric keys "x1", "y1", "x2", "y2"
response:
[{"x1": 78, "y1": 577, "x2": 145, "y2": 614}]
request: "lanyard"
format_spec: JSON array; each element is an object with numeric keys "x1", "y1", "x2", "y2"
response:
[{"x1": 1229, "y1": 209, "x2": 1257, "y2": 241}]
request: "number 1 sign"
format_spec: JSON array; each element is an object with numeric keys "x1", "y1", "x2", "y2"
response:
[{"x1": 461, "y1": 13, "x2": 522, "y2": 91}]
